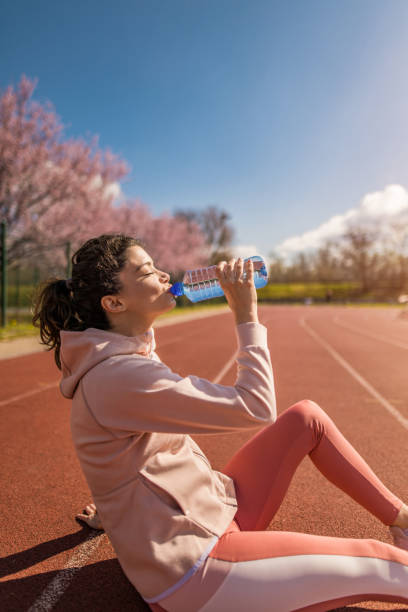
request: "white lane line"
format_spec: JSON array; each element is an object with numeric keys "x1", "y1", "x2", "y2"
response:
[
  {"x1": 0, "y1": 382, "x2": 60, "y2": 408},
  {"x1": 332, "y1": 316, "x2": 408, "y2": 350},
  {"x1": 212, "y1": 350, "x2": 238, "y2": 384},
  {"x1": 299, "y1": 316, "x2": 408, "y2": 432},
  {"x1": 211, "y1": 316, "x2": 274, "y2": 384},
  {"x1": 27, "y1": 531, "x2": 105, "y2": 612}
]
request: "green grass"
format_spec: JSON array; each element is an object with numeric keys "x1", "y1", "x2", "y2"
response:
[
  {"x1": 6, "y1": 284, "x2": 37, "y2": 309},
  {"x1": 257, "y1": 281, "x2": 360, "y2": 301},
  {"x1": 0, "y1": 318, "x2": 39, "y2": 341}
]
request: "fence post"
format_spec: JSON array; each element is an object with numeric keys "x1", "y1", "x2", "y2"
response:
[
  {"x1": 33, "y1": 266, "x2": 40, "y2": 291},
  {"x1": 15, "y1": 264, "x2": 21, "y2": 322},
  {"x1": 66, "y1": 241, "x2": 71, "y2": 278},
  {"x1": 1, "y1": 221, "x2": 7, "y2": 328}
]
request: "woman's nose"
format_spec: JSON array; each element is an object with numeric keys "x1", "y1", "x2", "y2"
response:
[{"x1": 160, "y1": 270, "x2": 170, "y2": 282}]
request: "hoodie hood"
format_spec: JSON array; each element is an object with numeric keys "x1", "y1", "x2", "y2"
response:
[{"x1": 59, "y1": 327, "x2": 156, "y2": 399}]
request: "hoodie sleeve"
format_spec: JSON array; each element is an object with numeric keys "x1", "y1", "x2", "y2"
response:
[{"x1": 82, "y1": 322, "x2": 276, "y2": 436}]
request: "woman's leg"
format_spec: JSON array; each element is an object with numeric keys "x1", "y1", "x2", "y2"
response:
[
  {"x1": 201, "y1": 529, "x2": 408, "y2": 611},
  {"x1": 202, "y1": 399, "x2": 408, "y2": 611},
  {"x1": 194, "y1": 398, "x2": 407, "y2": 611},
  {"x1": 154, "y1": 400, "x2": 408, "y2": 611},
  {"x1": 154, "y1": 523, "x2": 408, "y2": 611},
  {"x1": 222, "y1": 399, "x2": 403, "y2": 531}
]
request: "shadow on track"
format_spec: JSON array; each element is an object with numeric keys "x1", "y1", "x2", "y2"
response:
[
  {"x1": 2, "y1": 559, "x2": 149, "y2": 611},
  {"x1": 1, "y1": 527, "x2": 149, "y2": 611},
  {"x1": 0, "y1": 526, "x2": 101, "y2": 579}
]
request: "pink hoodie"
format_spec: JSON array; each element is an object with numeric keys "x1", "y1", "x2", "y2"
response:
[{"x1": 59, "y1": 321, "x2": 276, "y2": 603}]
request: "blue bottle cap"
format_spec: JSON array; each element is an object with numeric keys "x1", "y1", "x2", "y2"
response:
[{"x1": 169, "y1": 282, "x2": 184, "y2": 297}]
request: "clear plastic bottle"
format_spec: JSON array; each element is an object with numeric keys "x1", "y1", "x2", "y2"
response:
[{"x1": 169, "y1": 255, "x2": 268, "y2": 303}]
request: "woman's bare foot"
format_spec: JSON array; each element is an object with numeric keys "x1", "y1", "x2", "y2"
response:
[
  {"x1": 391, "y1": 503, "x2": 408, "y2": 530},
  {"x1": 389, "y1": 503, "x2": 408, "y2": 551},
  {"x1": 76, "y1": 503, "x2": 104, "y2": 531}
]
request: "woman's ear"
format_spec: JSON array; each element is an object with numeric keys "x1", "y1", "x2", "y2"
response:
[{"x1": 100, "y1": 295, "x2": 127, "y2": 314}]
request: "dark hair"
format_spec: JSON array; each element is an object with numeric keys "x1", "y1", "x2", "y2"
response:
[{"x1": 31, "y1": 234, "x2": 144, "y2": 370}]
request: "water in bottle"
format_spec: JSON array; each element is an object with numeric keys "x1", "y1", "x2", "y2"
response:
[{"x1": 169, "y1": 255, "x2": 268, "y2": 303}]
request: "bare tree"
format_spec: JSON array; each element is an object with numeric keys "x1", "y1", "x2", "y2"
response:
[
  {"x1": 340, "y1": 225, "x2": 379, "y2": 293},
  {"x1": 267, "y1": 252, "x2": 287, "y2": 282},
  {"x1": 385, "y1": 220, "x2": 408, "y2": 292},
  {"x1": 284, "y1": 252, "x2": 314, "y2": 282},
  {"x1": 175, "y1": 205, "x2": 234, "y2": 264},
  {"x1": 312, "y1": 240, "x2": 344, "y2": 283}
]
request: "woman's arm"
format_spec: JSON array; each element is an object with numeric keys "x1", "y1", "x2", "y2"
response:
[
  {"x1": 82, "y1": 319, "x2": 276, "y2": 435},
  {"x1": 81, "y1": 258, "x2": 275, "y2": 435}
]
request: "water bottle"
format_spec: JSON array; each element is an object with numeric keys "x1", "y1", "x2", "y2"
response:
[{"x1": 169, "y1": 255, "x2": 268, "y2": 303}]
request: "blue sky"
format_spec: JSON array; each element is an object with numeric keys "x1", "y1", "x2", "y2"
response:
[{"x1": 2, "y1": 0, "x2": 408, "y2": 259}]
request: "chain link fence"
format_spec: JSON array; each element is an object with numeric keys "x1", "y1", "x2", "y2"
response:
[{"x1": 1, "y1": 221, "x2": 72, "y2": 327}]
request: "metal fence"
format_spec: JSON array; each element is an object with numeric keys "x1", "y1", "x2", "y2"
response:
[{"x1": 0, "y1": 221, "x2": 72, "y2": 327}]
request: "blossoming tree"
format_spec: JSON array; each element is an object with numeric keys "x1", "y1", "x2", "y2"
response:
[{"x1": 0, "y1": 76, "x2": 208, "y2": 274}]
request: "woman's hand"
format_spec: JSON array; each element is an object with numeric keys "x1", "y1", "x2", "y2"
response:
[
  {"x1": 75, "y1": 503, "x2": 104, "y2": 531},
  {"x1": 215, "y1": 258, "x2": 258, "y2": 325}
]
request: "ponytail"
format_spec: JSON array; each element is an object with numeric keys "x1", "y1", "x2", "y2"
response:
[{"x1": 32, "y1": 277, "x2": 86, "y2": 370}]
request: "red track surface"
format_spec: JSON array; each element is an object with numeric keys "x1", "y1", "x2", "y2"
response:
[{"x1": 1, "y1": 305, "x2": 407, "y2": 611}]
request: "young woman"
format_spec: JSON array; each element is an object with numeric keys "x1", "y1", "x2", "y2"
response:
[{"x1": 32, "y1": 234, "x2": 408, "y2": 611}]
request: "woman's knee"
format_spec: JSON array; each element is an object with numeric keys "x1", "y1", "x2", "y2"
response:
[
  {"x1": 280, "y1": 399, "x2": 329, "y2": 431},
  {"x1": 287, "y1": 399, "x2": 324, "y2": 419}
]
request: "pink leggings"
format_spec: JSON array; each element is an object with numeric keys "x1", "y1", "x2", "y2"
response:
[{"x1": 150, "y1": 400, "x2": 408, "y2": 611}]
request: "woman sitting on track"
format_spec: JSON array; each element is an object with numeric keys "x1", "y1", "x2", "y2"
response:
[{"x1": 32, "y1": 234, "x2": 408, "y2": 611}]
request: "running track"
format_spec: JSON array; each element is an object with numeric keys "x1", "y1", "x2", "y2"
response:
[{"x1": 1, "y1": 305, "x2": 407, "y2": 612}]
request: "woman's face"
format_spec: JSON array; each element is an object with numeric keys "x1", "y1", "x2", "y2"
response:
[{"x1": 102, "y1": 246, "x2": 176, "y2": 328}]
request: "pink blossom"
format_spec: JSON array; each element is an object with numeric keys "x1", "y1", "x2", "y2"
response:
[{"x1": 1, "y1": 76, "x2": 209, "y2": 274}]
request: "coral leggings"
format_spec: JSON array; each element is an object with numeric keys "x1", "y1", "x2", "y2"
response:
[{"x1": 150, "y1": 400, "x2": 408, "y2": 611}]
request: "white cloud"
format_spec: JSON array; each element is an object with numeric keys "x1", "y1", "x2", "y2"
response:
[{"x1": 275, "y1": 184, "x2": 408, "y2": 258}]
